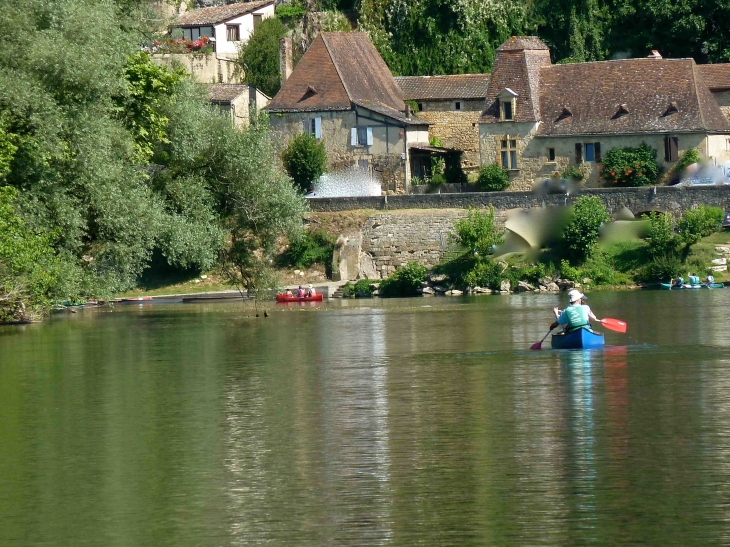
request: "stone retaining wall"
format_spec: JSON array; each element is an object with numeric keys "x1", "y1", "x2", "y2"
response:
[{"x1": 309, "y1": 185, "x2": 730, "y2": 216}]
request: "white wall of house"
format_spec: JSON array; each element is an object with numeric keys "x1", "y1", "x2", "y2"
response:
[{"x1": 213, "y1": 4, "x2": 274, "y2": 58}]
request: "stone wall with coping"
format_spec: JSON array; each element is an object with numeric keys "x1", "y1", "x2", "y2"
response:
[
  {"x1": 325, "y1": 186, "x2": 730, "y2": 280},
  {"x1": 308, "y1": 185, "x2": 730, "y2": 216}
]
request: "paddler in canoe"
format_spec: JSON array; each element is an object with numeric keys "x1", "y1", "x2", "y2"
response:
[{"x1": 549, "y1": 289, "x2": 602, "y2": 334}]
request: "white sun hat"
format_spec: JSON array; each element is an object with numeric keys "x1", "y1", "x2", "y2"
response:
[{"x1": 568, "y1": 289, "x2": 586, "y2": 302}]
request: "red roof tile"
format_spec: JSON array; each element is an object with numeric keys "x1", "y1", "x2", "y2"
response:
[
  {"x1": 697, "y1": 64, "x2": 730, "y2": 90},
  {"x1": 394, "y1": 74, "x2": 490, "y2": 101},
  {"x1": 268, "y1": 33, "x2": 406, "y2": 115},
  {"x1": 176, "y1": 1, "x2": 272, "y2": 26},
  {"x1": 537, "y1": 59, "x2": 730, "y2": 135}
]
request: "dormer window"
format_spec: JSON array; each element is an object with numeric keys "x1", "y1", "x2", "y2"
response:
[
  {"x1": 497, "y1": 88, "x2": 518, "y2": 122},
  {"x1": 557, "y1": 105, "x2": 572, "y2": 121},
  {"x1": 613, "y1": 103, "x2": 629, "y2": 118},
  {"x1": 664, "y1": 101, "x2": 679, "y2": 116}
]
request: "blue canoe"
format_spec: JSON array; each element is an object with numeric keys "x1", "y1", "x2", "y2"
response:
[
  {"x1": 660, "y1": 283, "x2": 723, "y2": 290},
  {"x1": 551, "y1": 328, "x2": 605, "y2": 349}
]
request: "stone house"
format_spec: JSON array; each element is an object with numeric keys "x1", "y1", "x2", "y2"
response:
[
  {"x1": 266, "y1": 32, "x2": 430, "y2": 194},
  {"x1": 207, "y1": 84, "x2": 271, "y2": 128},
  {"x1": 395, "y1": 74, "x2": 489, "y2": 171},
  {"x1": 479, "y1": 36, "x2": 730, "y2": 190},
  {"x1": 154, "y1": 1, "x2": 274, "y2": 84}
]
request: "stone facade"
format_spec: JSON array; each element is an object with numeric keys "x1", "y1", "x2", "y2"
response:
[
  {"x1": 479, "y1": 130, "x2": 729, "y2": 190},
  {"x1": 418, "y1": 109, "x2": 482, "y2": 171},
  {"x1": 269, "y1": 107, "x2": 426, "y2": 194},
  {"x1": 360, "y1": 211, "x2": 467, "y2": 277}
]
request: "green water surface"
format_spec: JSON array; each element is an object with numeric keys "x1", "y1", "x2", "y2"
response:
[{"x1": 2, "y1": 290, "x2": 730, "y2": 546}]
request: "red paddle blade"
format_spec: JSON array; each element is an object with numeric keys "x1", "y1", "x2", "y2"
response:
[
  {"x1": 530, "y1": 341, "x2": 543, "y2": 350},
  {"x1": 601, "y1": 318, "x2": 627, "y2": 333}
]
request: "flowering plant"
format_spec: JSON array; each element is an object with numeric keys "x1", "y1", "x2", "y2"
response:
[{"x1": 600, "y1": 144, "x2": 659, "y2": 187}]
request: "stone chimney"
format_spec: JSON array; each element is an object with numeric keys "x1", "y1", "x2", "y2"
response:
[{"x1": 279, "y1": 37, "x2": 293, "y2": 84}]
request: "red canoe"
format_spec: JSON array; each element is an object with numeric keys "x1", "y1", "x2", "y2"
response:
[{"x1": 276, "y1": 294, "x2": 323, "y2": 303}]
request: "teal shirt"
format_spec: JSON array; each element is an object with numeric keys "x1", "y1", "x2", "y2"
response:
[{"x1": 557, "y1": 304, "x2": 591, "y2": 329}]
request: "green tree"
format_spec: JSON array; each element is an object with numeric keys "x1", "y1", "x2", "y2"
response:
[
  {"x1": 677, "y1": 205, "x2": 723, "y2": 247},
  {"x1": 281, "y1": 132, "x2": 327, "y2": 192},
  {"x1": 646, "y1": 212, "x2": 678, "y2": 257},
  {"x1": 561, "y1": 195, "x2": 610, "y2": 262},
  {"x1": 236, "y1": 17, "x2": 288, "y2": 97},
  {"x1": 115, "y1": 51, "x2": 185, "y2": 162},
  {"x1": 452, "y1": 207, "x2": 504, "y2": 256}
]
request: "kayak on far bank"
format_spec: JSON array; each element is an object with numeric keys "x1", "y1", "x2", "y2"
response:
[{"x1": 660, "y1": 283, "x2": 724, "y2": 290}]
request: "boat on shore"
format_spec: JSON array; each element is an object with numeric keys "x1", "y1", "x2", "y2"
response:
[
  {"x1": 276, "y1": 294, "x2": 323, "y2": 303},
  {"x1": 551, "y1": 327, "x2": 605, "y2": 349}
]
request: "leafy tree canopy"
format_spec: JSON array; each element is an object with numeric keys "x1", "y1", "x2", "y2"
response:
[{"x1": 237, "y1": 17, "x2": 288, "y2": 98}]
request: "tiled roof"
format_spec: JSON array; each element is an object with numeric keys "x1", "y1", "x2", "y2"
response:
[
  {"x1": 697, "y1": 64, "x2": 730, "y2": 90},
  {"x1": 394, "y1": 74, "x2": 490, "y2": 100},
  {"x1": 480, "y1": 39, "x2": 551, "y2": 123},
  {"x1": 537, "y1": 59, "x2": 730, "y2": 135},
  {"x1": 176, "y1": 1, "x2": 273, "y2": 26},
  {"x1": 353, "y1": 102, "x2": 429, "y2": 126},
  {"x1": 207, "y1": 84, "x2": 248, "y2": 102},
  {"x1": 268, "y1": 33, "x2": 407, "y2": 116}
]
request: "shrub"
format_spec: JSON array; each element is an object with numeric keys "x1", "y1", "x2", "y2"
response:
[
  {"x1": 675, "y1": 148, "x2": 700, "y2": 173},
  {"x1": 342, "y1": 279, "x2": 374, "y2": 298},
  {"x1": 281, "y1": 133, "x2": 327, "y2": 192},
  {"x1": 640, "y1": 254, "x2": 682, "y2": 282},
  {"x1": 560, "y1": 259, "x2": 580, "y2": 281},
  {"x1": 379, "y1": 262, "x2": 427, "y2": 297},
  {"x1": 281, "y1": 229, "x2": 336, "y2": 269},
  {"x1": 677, "y1": 205, "x2": 723, "y2": 246},
  {"x1": 646, "y1": 212, "x2": 678, "y2": 257},
  {"x1": 452, "y1": 206, "x2": 504, "y2": 256},
  {"x1": 275, "y1": 2, "x2": 306, "y2": 19},
  {"x1": 410, "y1": 176, "x2": 424, "y2": 186},
  {"x1": 560, "y1": 164, "x2": 585, "y2": 181},
  {"x1": 560, "y1": 196, "x2": 610, "y2": 262},
  {"x1": 601, "y1": 144, "x2": 659, "y2": 187},
  {"x1": 476, "y1": 163, "x2": 510, "y2": 191},
  {"x1": 463, "y1": 259, "x2": 504, "y2": 289}
]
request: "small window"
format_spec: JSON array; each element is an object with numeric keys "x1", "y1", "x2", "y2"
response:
[
  {"x1": 454, "y1": 101, "x2": 461, "y2": 111},
  {"x1": 303, "y1": 117, "x2": 322, "y2": 139},
  {"x1": 417, "y1": 102, "x2": 423, "y2": 112},
  {"x1": 585, "y1": 143, "x2": 595, "y2": 162},
  {"x1": 226, "y1": 24, "x2": 240, "y2": 41},
  {"x1": 500, "y1": 138, "x2": 518, "y2": 169},
  {"x1": 253, "y1": 13, "x2": 263, "y2": 29},
  {"x1": 501, "y1": 100, "x2": 514, "y2": 121},
  {"x1": 351, "y1": 126, "x2": 373, "y2": 146},
  {"x1": 664, "y1": 135, "x2": 679, "y2": 161},
  {"x1": 548, "y1": 148, "x2": 556, "y2": 162}
]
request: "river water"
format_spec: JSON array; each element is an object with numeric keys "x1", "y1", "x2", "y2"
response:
[{"x1": 2, "y1": 290, "x2": 730, "y2": 546}]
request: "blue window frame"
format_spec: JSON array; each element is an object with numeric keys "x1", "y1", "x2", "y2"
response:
[{"x1": 584, "y1": 143, "x2": 595, "y2": 162}]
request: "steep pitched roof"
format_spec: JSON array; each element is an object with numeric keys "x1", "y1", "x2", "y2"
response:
[
  {"x1": 538, "y1": 58, "x2": 730, "y2": 135},
  {"x1": 267, "y1": 32, "x2": 407, "y2": 119},
  {"x1": 479, "y1": 36, "x2": 551, "y2": 124},
  {"x1": 697, "y1": 64, "x2": 730, "y2": 90},
  {"x1": 176, "y1": 1, "x2": 273, "y2": 26},
  {"x1": 395, "y1": 74, "x2": 490, "y2": 101},
  {"x1": 207, "y1": 84, "x2": 248, "y2": 103}
]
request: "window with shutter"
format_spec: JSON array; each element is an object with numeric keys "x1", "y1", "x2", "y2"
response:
[
  {"x1": 357, "y1": 127, "x2": 367, "y2": 146},
  {"x1": 253, "y1": 14, "x2": 263, "y2": 28},
  {"x1": 366, "y1": 127, "x2": 373, "y2": 146},
  {"x1": 594, "y1": 142, "x2": 601, "y2": 163},
  {"x1": 664, "y1": 136, "x2": 678, "y2": 161},
  {"x1": 584, "y1": 143, "x2": 595, "y2": 162},
  {"x1": 575, "y1": 143, "x2": 583, "y2": 163},
  {"x1": 314, "y1": 117, "x2": 321, "y2": 139}
]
